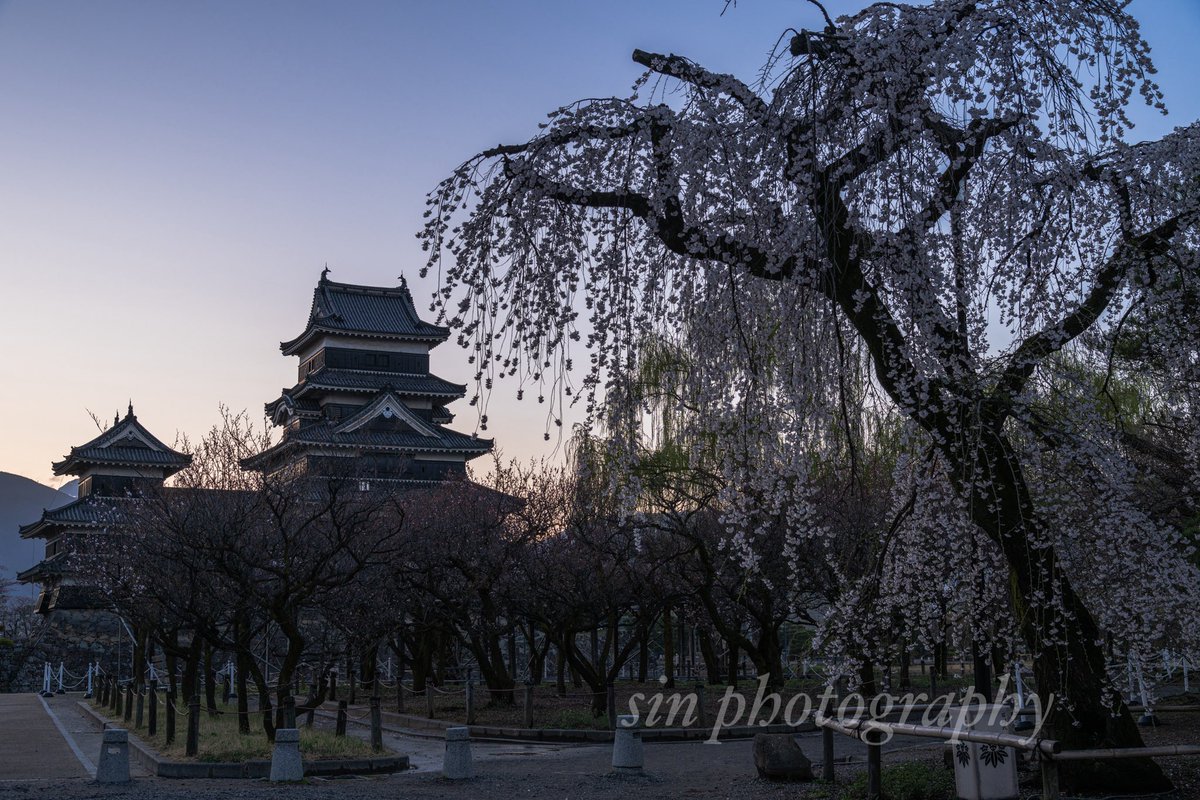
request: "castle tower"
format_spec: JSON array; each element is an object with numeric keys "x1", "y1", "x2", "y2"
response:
[
  {"x1": 17, "y1": 404, "x2": 191, "y2": 614},
  {"x1": 242, "y1": 271, "x2": 492, "y2": 482}
]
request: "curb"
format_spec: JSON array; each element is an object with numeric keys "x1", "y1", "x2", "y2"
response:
[
  {"x1": 326, "y1": 703, "x2": 815, "y2": 743},
  {"x1": 77, "y1": 701, "x2": 409, "y2": 779}
]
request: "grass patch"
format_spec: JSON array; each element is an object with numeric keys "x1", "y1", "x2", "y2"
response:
[
  {"x1": 89, "y1": 697, "x2": 381, "y2": 763},
  {"x1": 838, "y1": 762, "x2": 955, "y2": 800},
  {"x1": 546, "y1": 708, "x2": 609, "y2": 730}
]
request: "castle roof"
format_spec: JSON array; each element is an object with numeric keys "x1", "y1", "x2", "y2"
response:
[
  {"x1": 280, "y1": 274, "x2": 450, "y2": 355},
  {"x1": 244, "y1": 389, "x2": 492, "y2": 472},
  {"x1": 51, "y1": 405, "x2": 191, "y2": 476},
  {"x1": 18, "y1": 496, "x2": 134, "y2": 540},
  {"x1": 264, "y1": 368, "x2": 467, "y2": 421}
]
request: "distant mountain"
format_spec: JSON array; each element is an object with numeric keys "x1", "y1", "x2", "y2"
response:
[
  {"x1": 58, "y1": 479, "x2": 79, "y2": 499},
  {"x1": 0, "y1": 472, "x2": 75, "y2": 583}
]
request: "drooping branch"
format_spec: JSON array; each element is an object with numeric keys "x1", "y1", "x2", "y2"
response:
[
  {"x1": 503, "y1": 157, "x2": 812, "y2": 281},
  {"x1": 480, "y1": 118, "x2": 644, "y2": 160},
  {"x1": 989, "y1": 211, "x2": 1191, "y2": 420},
  {"x1": 913, "y1": 112, "x2": 1024, "y2": 233}
]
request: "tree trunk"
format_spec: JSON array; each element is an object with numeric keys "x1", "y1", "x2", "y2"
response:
[
  {"x1": 361, "y1": 644, "x2": 378, "y2": 698},
  {"x1": 555, "y1": 640, "x2": 567, "y2": 696},
  {"x1": 972, "y1": 640, "x2": 993, "y2": 703},
  {"x1": 638, "y1": 624, "x2": 649, "y2": 683},
  {"x1": 697, "y1": 628, "x2": 721, "y2": 685},
  {"x1": 662, "y1": 606, "x2": 675, "y2": 689},
  {"x1": 235, "y1": 648, "x2": 252, "y2": 734},
  {"x1": 727, "y1": 640, "x2": 738, "y2": 687},
  {"x1": 203, "y1": 644, "x2": 219, "y2": 717},
  {"x1": 607, "y1": 613, "x2": 621, "y2": 678},
  {"x1": 560, "y1": 633, "x2": 609, "y2": 717},
  {"x1": 956, "y1": 430, "x2": 1169, "y2": 793},
  {"x1": 131, "y1": 630, "x2": 146, "y2": 692},
  {"x1": 751, "y1": 626, "x2": 785, "y2": 689},
  {"x1": 858, "y1": 661, "x2": 877, "y2": 697}
]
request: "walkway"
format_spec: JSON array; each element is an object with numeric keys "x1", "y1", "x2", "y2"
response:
[{"x1": 0, "y1": 693, "x2": 90, "y2": 780}]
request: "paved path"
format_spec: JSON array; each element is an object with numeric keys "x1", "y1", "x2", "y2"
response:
[
  {"x1": 0, "y1": 693, "x2": 90, "y2": 781},
  {"x1": 0, "y1": 694, "x2": 953, "y2": 800}
]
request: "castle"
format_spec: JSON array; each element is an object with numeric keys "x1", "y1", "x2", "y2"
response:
[{"x1": 17, "y1": 271, "x2": 492, "y2": 621}]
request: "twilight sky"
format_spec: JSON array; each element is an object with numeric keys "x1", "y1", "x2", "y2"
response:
[{"x1": 1, "y1": 0, "x2": 1197, "y2": 487}]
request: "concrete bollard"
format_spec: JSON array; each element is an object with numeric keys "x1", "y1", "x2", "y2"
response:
[
  {"x1": 443, "y1": 726, "x2": 473, "y2": 779},
  {"x1": 269, "y1": 728, "x2": 304, "y2": 782},
  {"x1": 97, "y1": 728, "x2": 131, "y2": 784},
  {"x1": 612, "y1": 714, "x2": 643, "y2": 771}
]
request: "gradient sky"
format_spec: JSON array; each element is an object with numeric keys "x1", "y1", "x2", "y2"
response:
[{"x1": 1, "y1": 0, "x2": 1197, "y2": 487}]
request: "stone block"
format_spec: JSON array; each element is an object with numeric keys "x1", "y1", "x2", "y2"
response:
[
  {"x1": 612, "y1": 715, "x2": 643, "y2": 771},
  {"x1": 97, "y1": 728, "x2": 131, "y2": 784},
  {"x1": 753, "y1": 733, "x2": 814, "y2": 781},
  {"x1": 443, "y1": 726, "x2": 473, "y2": 780},
  {"x1": 269, "y1": 728, "x2": 304, "y2": 782}
]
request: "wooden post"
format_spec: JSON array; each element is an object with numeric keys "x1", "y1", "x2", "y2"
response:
[
  {"x1": 523, "y1": 683, "x2": 534, "y2": 729},
  {"x1": 370, "y1": 696, "x2": 383, "y2": 752},
  {"x1": 822, "y1": 726, "x2": 835, "y2": 782},
  {"x1": 425, "y1": 685, "x2": 435, "y2": 719},
  {"x1": 148, "y1": 680, "x2": 158, "y2": 737},
  {"x1": 695, "y1": 683, "x2": 709, "y2": 729},
  {"x1": 186, "y1": 695, "x2": 200, "y2": 757},
  {"x1": 397, "y1": 680, "x2": 405, "y2": 714},
  {"x1": 1041, "y1": 757, "x2": 1060, "y2": 800},
  {"x1": 606, "y1": 683, "x2": 617, "y2": 730},
  {"x1": 114, "y1": 682, "x2": 124, "y2": 716},
  {"x1": 335, "y1": 700, "x2": 348, "y2": 737},
  {"x1": 466, "y1": 681, "x2": 476, "y2": 725},
  {"x1": 283, "y1": 694, "x2": 296, "y2": 729},
  {"x1": 124, "y1": 686, "x2": 134, "y2": 722},
  {"x1": 165, "y1": 691, "x2": 176, "y2": 745},
  {"x1": 330, "y1": 671, "x2": 338, "y2": 701},
  {"x1": 135, "y1": 687, "x2": 145, "y2": 728},
  {"x1": 865, "y1": 728, "x2": 882, "y2": 800}
]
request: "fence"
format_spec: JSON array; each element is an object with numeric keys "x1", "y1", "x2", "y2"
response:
[{"x1": 815, "y1": 705, "x2": 1200, "y2": 800}]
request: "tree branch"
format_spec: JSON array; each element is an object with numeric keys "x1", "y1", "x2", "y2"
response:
[
  {"x1": 989, "y1": 211, "x2": 1190, "y2": 419},
  {"x1": 632, "y1": 49, "x2": 771, "y2": 124}
]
